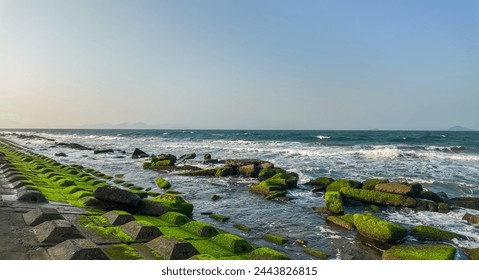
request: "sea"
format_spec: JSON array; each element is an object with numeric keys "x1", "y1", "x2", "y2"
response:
[{"x1": 2, "y1": 129, "x2": 478, "y2": 259}]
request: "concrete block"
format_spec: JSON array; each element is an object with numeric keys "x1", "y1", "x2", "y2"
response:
[
  {"x1": 32, "y1": 220, "x2": 83, "y2": 244},
  {"x1": 120, "y1": 221, "x2": 162, "y2": 242},
  {"x1": 146, "y1": 236, "x2": 199, "y2": 260},
  {"x1": 23, "y1": 208, "x2": 64, "y2": 226},
  {"x1": 47, "y1": 239, "x2": 109, "y2": 260},
  {"x1": 16, "y1": 190, "x2": 47, "y2": 203},
  {"x1": 103, "y1": 210, "x2": 134, "y2": 225}
]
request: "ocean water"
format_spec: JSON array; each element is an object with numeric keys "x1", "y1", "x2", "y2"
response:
[{"x1": 2, "y1": 129, "x2": 479, "y2": 259}]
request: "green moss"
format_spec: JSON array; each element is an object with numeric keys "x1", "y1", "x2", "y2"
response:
[
  {"x1": 114, "y1": 174, "x2": 125, "y2": 178},
  {"x1": 71, "y1": 190, "x2": 92, "y2": 199},
  {"x1": 156, "y1": 177, "x2": 171, "y2": 189},
  {"x1": 362, "y1": 178, "x2": 390, "y2": 190},
  {"x1": 122, "y1": 182, "x2": 135, "y2": 188},
  {"x1": 262, "y1": 172, "x2": 298, "y2": 188},
  {"x1": 128, "y1": 189, "x2": 148, "y2": 199},
  {"x1": 353, "y1": 214, "x2": 407, "y2": 243},
  {"x1": 189, "y1": 240, "x2": 237, "y2": 258},
  {"x1": 211, "y1": 194, "x2": 222, "y2": 201},
  {"x1": 104, "y1": 244, "x2": 144, "y2": 260},
  {"x1": 209, "y1": 234, "x2": 254, "y2": 253},
  {"x1": 189, "y1": 254, "x2": 217, "y2": 260},
  {"x1": 462, "y1": 248, "x2": 479, "y2": 260},
  {"x1": 303, "y1": 247, "x2": 329, "y2": 260},
  {"x1": 158, "y1": 226, "x2": 202, "y2": 240},
  {"x1": 263, "y1": 234, "x2": 288, "y2": 245},
  {"x1": 89, "y1": 215, "x2": 111, "y2": 226},
  {"x1": 324, "y1": 191, "x2": 344, "y2": 214},
  {"x1": 62, "y1": 186, "x2": 84, "y2": 194},
  {"x1": 113, "y1": 179, "x2": 125, "y2": 184},
  {"x1": 326, "y1": 179, "x2": 362, "y2": 192},
  {"x1": 248, "y1": 248, "x2": 289, "y2": 260},
  {"x1": 209, "y1": 214, "x2": 230, "y2": 222},
  {"x1": 149, "y1": 194, "x2": 193, "y2": 216},
  {"x1": 234, "y1": 224, "x2": 251, "y2": 232},
  {"x1": 340, "y1": 187, "x2": 417, "y2": 207},
  {"x1": 307, "y1": 177, "x2": 334, "y2": 187},
  {"x1": 370, "y1": 204, "x2": 380, "y2": 212},
  {"x1": 249, "y1": 183, "x2": 289, "y2": 195},
  {"x1": 411, "y1": 225, "x2": 459, "y2": 241},
  {"x1": 179, "y1": 168, "x2": 217, "y2": 176},
  {"x1": 159, "y1": 212, "x2": 191, "y2": 226},
  {"x1": 142, "y1": 162, "x2": 152, "y2": 169},
  {"x1": 133, "y1": 215, "x2": 175, "y2": 227},
  {"x1": 258, "y1": 168, "x2": 286, "y2": 181},
  {"x1": 152, "y1": 160, "x2": 174, "y2": 167},
  {"x1": 326, "y1": 215, "x2": 354, "y2": 231},
  {"x1": 181, "y1": 221, "x2": 220, "y2": 238},
  {"x1": 383, "y1": 244, "x2": 456, "y2": 260}
]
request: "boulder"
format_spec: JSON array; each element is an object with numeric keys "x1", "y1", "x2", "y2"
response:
[
  {"x1": 340, "y1": 187, "x2": 417, "y2": 207},
  {"x1": 411, "y1": 225, "x2": 459, "y2": 241},
  {"x1": 258, "y1": 167, "x2": 286, "y2": 181},
  {"x1": 156, "y1": 177, "x2": 171, "y2": 189},
  {"x1": 178, "y1": 153, "x2": 196, "y2": 162},
  {"x1": 204, "y1": 153, "x2": 212, "y2": 160},
  {"x1": 215, "y1": 167, "x2": 237, "y2": 177},
  {"x1": 157, "y1": 154, "x2": 177, "y2": 164},
  {"x1": 238, "y1": 164, "x2": 261, "y2": 177},
  {"x1": 148, "y1": 194, "x2": 193, "y2": 216},
  {"x1": 326, "y1": 214, "x2": 354, "y2": 231},
  {"x1": 353, "y1": 214, "x2": 407, "y2": 243},
  {"x1": 180, "y1": 221, "x2": 219, "y2": 238},
  {"x1": 138, "y1": 199, "x2": 169, "y2": 216},
  {"x1": 209, "y1": 234, "x2": 254, "y2": 253},
  {"x1": 383, "y1": 244, "x2": 456, "y2": 260},
  {"x1": 361, "y1": 178, "x2": 390, "y2": 190},
  {"x1": 93, "y1": 186, "x2": 141, "y2": 213},
  {"x1": 54, "y1": 152, "x2": 67, "y2": 157},
  {"x1": 418, "y1": 190, "x2": 444, "y2": 203},
  {"x1": 146, "y1": 236, "x2": 199, "y2": 260},
  {"x1": 307, "y1": 177, "x2": 334, "y2": 190},
  {"x1": 374, "y1": 183, "x2": 423, "y2": 197},
  {"x1": 326, "y1": 179, "x2": 362, "y2": 192},
  {"x1": 47, "y1": 239, "x2": 109, "y2": 260},
  {"x1": 324, "y1": 191, "x2": 344, "y2": 214},
  {"x1": 131, "y1": 148, "x2": 149, "y2": 159},
  {"x1": 414, "y1": 199, "x2": 449, "y2": 213},
  {"x1": 449, "y1": 197, "x2": 479, "y2": 210},
  {"x1": 23, "y1": 208, "x2": 64, "y2": 226},
  {"x1": 93, "y1": 149, "x2": 114, "y2": 154},
  {"x1": 462, "y1": 213, "x2": 479, "y2": 225},
  {"x1": 119, "y1": 221, "x2": 162, "y2": 242}
]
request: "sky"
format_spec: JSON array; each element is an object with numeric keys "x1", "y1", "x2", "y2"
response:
[{"x1": 0, "y1": 0, "x2": 478, "y2": 130}]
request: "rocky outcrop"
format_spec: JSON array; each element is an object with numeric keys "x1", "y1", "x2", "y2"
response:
[
  {"x1": 411, "y1": 225, "x2": 460, "y2": 241},
  {"x1": 131, "y1": 148, "x2": 149, "y2": 159}
]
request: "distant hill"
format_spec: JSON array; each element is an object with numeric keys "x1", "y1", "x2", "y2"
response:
[{"x1": 448, "y1": 126, "x2": 473, "y2": 131}]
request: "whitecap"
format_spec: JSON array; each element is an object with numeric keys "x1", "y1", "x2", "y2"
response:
[{"x1": 316, "y1": 135, "x2": 331, "y2": 140}]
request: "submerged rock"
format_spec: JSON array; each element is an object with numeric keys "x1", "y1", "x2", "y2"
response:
[
  {"x1": 56, "y1": 142, "x2": 92, "y2": 151},
  {"x1": 418, "y1": 190, "x2": 444, "y2": 203},
  {"x1": 177, "y1": 153, "x2": 196, "y2": 163},
  {"x1": 54, "y1": 152, "x2": 67, "y2": 157},
  {"x1": 462, "y1": 213, "x2": 479, "y2": 225},
  {"x1": 132, "y1": 148, "x2": 149, "y2": 159},
  {"x1": 411, "y1": 225, "x2": 459, "y2": 241},
  {"x1": 93, "y1": 149, "x2": 114, "y2": 154}
]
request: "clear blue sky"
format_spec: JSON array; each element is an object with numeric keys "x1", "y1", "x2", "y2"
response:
[{"x1": 1, "y1": 0, "x2": 478, "y2": 130}]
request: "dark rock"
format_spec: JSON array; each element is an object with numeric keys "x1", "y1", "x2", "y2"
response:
[
  {"x1": 204, "y1": 154, "x2": 212, "y2": 160},
  {"x1": 238, "y1": 164, "x2": 261, "y2": 177},
  {"x1": 462, "y1": 213, "x2": 479, "y2": 225},
  {"x1": 414, "y1": 199, "x2": 449, "y2": 213},
  {"x1": 56, "y1": 142, "x2": 92, "y2": 151},
  {"x1": 8, "y1": 175, "x2": 27, "y2": 183},
  {"x1": 178, "y1": 153, "x2": 196, "y2": 163},
  {"x1": 132, "y1": 148, "x2": 149, "y2": 159},
  {"x1": 23, "y1": 208, "x2": 64, "y2": 226},
  {"x1": 215, "y1": 167, "x2": 237, "y2": 177},
  {"x1": 157, "y1": 154, "x2": 177, "y2": 164},
  {"x1": 47, "y1": 239, "x2": 109, "y2": 260},
  {"x1": 93, "y1": 149, "x2": 114, "y2": 154},
  {"x1": 146, "y1": 236, "x2": 199, "y2": 260},
  {"x1": 374, "y1": 183, "x2": 422, "y2": 197},
  {"x1": 225, "y1": 159, "x2": 272, "y2": 169},
  {"x1": 419, "y1": 191, "x2": 444, "y2": 203},
  {"x1": 138, "y1": 199, "x2": 169, "y2": 216},
  {"x1": 449, "y1": 197, "x2": 479, "y2": 210},
  {"x1": 307, "y1": 177, "x2": 334, "y2": 187},
  {"x1": 436, "y1": 192, "x2": 449, "y2": 201},
  {"x1": 93, "y1": 186, "x2": 141, "y2": 213},
  {"x1": 54, "y1": 152, "x2": 67, "y2": 157}
]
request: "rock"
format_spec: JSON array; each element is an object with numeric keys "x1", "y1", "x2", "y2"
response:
[
  {"x1": 131, "y1": 148, "x2": 149, "y2": 159},
  {"x1": 138, "y1": 199, "x2": 169, "y2": 216},
  {"x1": 436, "y1": 192, "x2": 449, "y2": 201},
  {"x1": 303, "y1": 247, "x2": 329, "y2": 260},
  {"x1": 146, "y1": 236, "x2": 199, "y2": 260},
  {"x1": 47, "y1": 239, "x2": 109, "y2": 260},
  {"x1": 179, "y1": 168, "x2": 217, "y2": 176},
  {"x1": 215, "y1": 167, "x2": 237, "y2": 177},
  {"x1": 411, "y1": 225, "x2": 459, "y2": 241},
  {"x1": 340, "y1": 187, "x2": 417, "y2": 207},
  {"x1": 156, "y1": 177, "x2": 171, "y2": 189},
  {"x1": 157, "y1": 154, "x2": 177, "y2": 164},
  {"x1": 258, "y1": 167, "x2": 286, "y2": 181},
  {"x1": 374, "y1": 183, "x2": 423, "y2": 197},
  {"x1": 209, "y1": 234, "x2": 254, "y2": 253},
  {"x1": 23, "y1": 208, "x2": 64, "y2": 226},
  {"x1": 148, "y1": 194, "x2": 193, "y2": 216},
  {"x1": 353, "y1": 214, "x2": 407, "y2": 243},
  {"x1": 263, "y1": 234, "x2": 288, "y2": 245},
  {"x1": 414, "y1": 199, "x2": 449, "y2": 213},
  {"x1": 449, "y1": 197, "x2": 479, "y2": 210},
  {"x1": 238, "y1": 164, "x2": 261, "y2": 177},
  {"x1": 248, "y1": 248, "x2": 289, "y2": 260},
  {"x1": 326, "y1": 214, "x2": 354, "y2": 231},
  {"x1": 462, "y1": 247, "x2": 479, "y2": 260},
  {"x1": 103, "y1": 210, "x2": 134, "y2": 225},
  {"x1": 178, "y1": 153, "x2": 196, "y2": 163},
  {"x1": 224, "y1": 159, "x2": 272, "y2": 169},
  {"x1": 56, "y1": 142, "x2": 92, "y2": 151},
  {"x1": 54, "y1": 152, "x2": 67, "y2": 157},
  {"x1": 326, "y1": 179, "x2": 362, "y2": 192},
  {"x1": 324, "y1": 191, "x2": 344, "y2": 214},
  {"x1": 382, "y1": 244, "x2": 456, "y2": 260},
  {"x1": 462, "y1": 213, "x2": 479, "y2": 225},
  {"x1": 16, "y1": 190, "x2": 48, "y2": 203},
  {"x1": 119, "y1": 221, "x2": 162, "y2": 242},
  {"x1": 181, "y1": 221, "x2": 219, "y2": 238},
  {"x1": 361, "y1": 178, "x2": 390, "y2": 190},
  {"x1": 204, "y1": 153, "x2": 212, "y2": 160},
  {"x1": 250, "y1": 173, "x2": 298, "y2": 196},
  {"x1": 418, "y1": 190, "x2": 444, "y2": 203},
  {"x1": 93, "y1": 186, "x2": 141, "y2": 213},
  {"x1": 93, "y1": 149, "x2": 114, "y2": 154},
  {"x1": 32, "y1": 220, "x2": 83, "y2": 244},
  {"x1": 307, "y1": 177, "x2": 334, "y2": 189},
  {"x1": 209, "y1": 213, "x2": 230, "y2": 222}
]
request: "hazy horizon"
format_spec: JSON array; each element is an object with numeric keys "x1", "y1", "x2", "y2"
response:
[{"x1": 1, "y1": 0, "x2": 478, "y2": 130}]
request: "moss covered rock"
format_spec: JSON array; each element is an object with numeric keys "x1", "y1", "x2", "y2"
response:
[
  {"x1": 248, "y1": 248, "x2": 289, "y2": 260},
  {"x1": 181, "y1": 221, "x2": 219, "y2": 238},
  {"x1": 148, "y1": 194, "x2": 193, "y2": 216},
  {"x1": 374, "y1": 183, "x2": 423, "y2": 197},
  {"x1": 303, "y1": 247, "x2": 329, "y2": 260},
  {"x1": 263, "y1": 234, "x2": 288, "y2": 245},
  {"x1": 411, "y1": 225, "x2": 459, "y2": 241},
  {"x1": 324, "y1": 191, "x2": 344, "y2": 214},
  {"x1": 258, "y1": 167, "x2": 285, "y2": 181},
  {"x1": 179, "y1": 168, "x2": 217, "y2": 176},
  {"x1": 209, "y1": 234, "x2": 254, "y2": 253},
  {"x1": 215, "y1": 167, "x2": 237, "y2": 177},
  {"x1": 326, "y1": 179, "x2": 362, "y2": 192},
  {"x1": 362, "y1": 178, "x2": 389, "y2": 190},
  {"x1": 308, "y1": 177, "x2": 334, "y2": 192},
  {"x1": 353, "y1": 214, "x2": 407, "y2": 243},
  {"x1": 326, "y1": 215, "x2": 354, "y2": 231},
  {"x1": 340, "y1": 187, "x2": 417, "y2": 207},
  {"x1": 462, "y1": 247, "x2": 479, "y2": 260},
  {"x1": 383, "y1": 244, "x2": 456, "y2": 260},
  {"x1": 156, "y1": 177, "x2": 171, "y2": 189}
]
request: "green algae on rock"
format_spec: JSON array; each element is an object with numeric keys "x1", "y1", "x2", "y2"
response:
[
  {"x1": 411, "y1": 225, "x2": 459, "y2": 241},
  {"x1": 209, "y1": 213, "x2": 230, "y2": 222},
  {"x1": 148, "y1": 194, "x2": 193, "y2": 216},
  {"x1": 155, "y1": 177, "x2": 171, "y2": 189},
  {"x1": 209, "y1": 234, "x2": 254, "y2": 254},
  {"x1": 303, "y1": 247, "x2": 329, "y2": 260},
  {"x1": 326, "y1": 215, "x2": 354, "y2": 231},
  {"x1": 382, "y1": 244, "x2": 456, "y2": 260},
  {"x1": 248, "y1": 248, "x2": 289, "y2": 260},
  {"x1": 340, "y1": 187, "x2": 417, "y2": 207},
  {"x1": 234, "y1": 224, "x2": 251, "y2": 232},
  {"x1": 362, "y1": 178, "x2": 389, "y2": 190},
  {"x1": 353, "y1": 214, "x2": 407, "y2": 243},
  {"x1": 263, "y1": 234, "x2": 288, "y2": 245},
  {"x1": 324, "y1": 191, "x2": 344, "y2": 214},
  {"x1": 326, "y1": 179, "x2": 362, "y2": 192}
]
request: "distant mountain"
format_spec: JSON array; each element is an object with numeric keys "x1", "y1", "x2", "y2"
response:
[{"x1": 448, "y1": 126, "x2": 473, "y2": 131}]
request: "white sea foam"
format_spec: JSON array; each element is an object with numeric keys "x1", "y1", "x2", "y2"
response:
[{"x1": 316, "y1": 135, "x2": 331, "y2": 140}]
